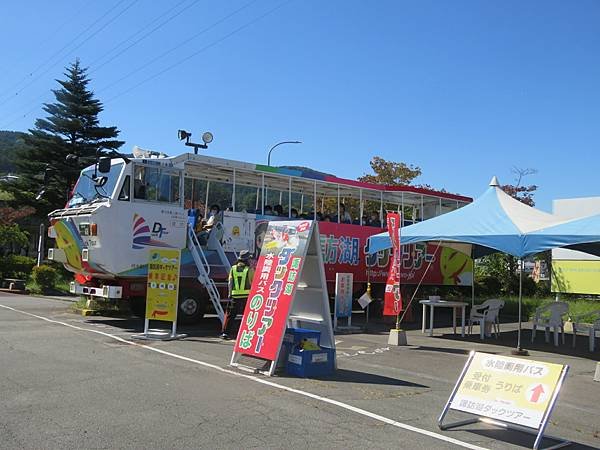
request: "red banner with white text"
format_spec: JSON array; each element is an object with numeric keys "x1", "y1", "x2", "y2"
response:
[
  {"x1": 383, "y1": 213, "x2": 402, "y2": 315},
  {"x1": 234, "y1": 220, "x2": 312, "y2": 361}
]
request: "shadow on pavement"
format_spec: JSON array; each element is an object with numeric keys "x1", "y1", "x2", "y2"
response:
[
  {"x1": 460, "y1": 426, "x2": 598, "y2": 450},
  {"x1": 83, "y1": 316, "x2": 224, "y2": 337},
  {"x1": 409, "y1": 345, "x2": 497, "y2": 356},
  {"x1": 279, "y1": 368, "x2": 429, "y2": 388},
  {"x1": 440, "y1": 328, "x2": 600, "y2": 360}
]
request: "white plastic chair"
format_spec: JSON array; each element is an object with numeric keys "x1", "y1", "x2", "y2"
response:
[
  {"x1": 572, "y1": 311, "x2": 600, "y2": 352},
  {"x1": 531, "y1": 302, "x2": 569, "y2": 347},
  {"x1": 468, "y1": 299, "x2": 505, "y2": 339}
]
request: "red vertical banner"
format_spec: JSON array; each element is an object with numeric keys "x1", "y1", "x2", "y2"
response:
[{"x1": 383, "y1": 212, "x2": 402, "y2": 316}]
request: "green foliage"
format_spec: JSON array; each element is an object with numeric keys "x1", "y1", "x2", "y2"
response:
[
  {"x1": 8, "y1": 59, "x2": 124, "y2": 218},
  {"x1": 31, "y1": 265, "x2": 58, "y2": 293},
  {"x1": 358, "y1": 156, "x2": 421, "y2": 186},
  {"x1": 483, "y1": 296, "x2": 599, "y2": 321},
  {"x1": 0, "y1": 224, "x2": 29, "y2": 248},
  {"x1": 498, "y1": 296, "x2": 550, "y2": 319},
  {"x1": 0, "y1": 130, "x2": 27, "y2": 175},
  {"x1": 476, "y1": 253, "x2": 520, "y2": 295},
  {"x1": 0, "y1": 190, "x2": 14, "y2": 201},
  {"x1": 0, "y1": 255, "x2": 35, "y2": 278},
  {"x1": 568, "y1": 299, "x2": 600, "y2": 323}
]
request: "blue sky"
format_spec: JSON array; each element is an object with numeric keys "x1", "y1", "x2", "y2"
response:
[{"x1": 1, "y1": 0, "x2": 599, "y2": 211}]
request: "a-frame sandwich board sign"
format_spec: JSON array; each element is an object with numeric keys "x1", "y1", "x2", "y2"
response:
[{"x1": 230, "y1": 220, "x2": 335, "y2": 376}]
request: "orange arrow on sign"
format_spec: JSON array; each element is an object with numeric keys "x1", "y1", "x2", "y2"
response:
[{"x1": 530, "y1": 384, "x2": 545, "y2": 403}]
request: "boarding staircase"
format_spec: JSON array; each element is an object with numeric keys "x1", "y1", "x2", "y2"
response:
[{"x1": 187, "y1": 224, "x2": 230, "y2": 324}]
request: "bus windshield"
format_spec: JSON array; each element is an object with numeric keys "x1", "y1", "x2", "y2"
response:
[{"x1": 68, "y1": 163, "x2": 124, "y2": 208}]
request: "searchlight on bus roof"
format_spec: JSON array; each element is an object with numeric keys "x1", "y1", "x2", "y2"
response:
[{"x1": 177, "y1": 128, "x2": 213, "y2": 154}]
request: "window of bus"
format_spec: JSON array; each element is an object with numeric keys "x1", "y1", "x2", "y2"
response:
[
  {"x1": 133, "y1": 165, "x2": 180, "y2": 204},
  {"x1": 360, "y1": 188, "x2": 384, "y2": 227},
  {"x1": 207, "y1": 180, "x2": 233, "y2": 212},
  {"x1": 184, "y1": 177, "x2": 209, "y2": 215},
  {"x1": 291, "y1": 178, "x2": 315, "y2": 219},
  {"x1": 234, "y1": 170, "x2": 262, "y2": 214},
  {"x1": 315, "y1": 182, "x2": 338, "y2": 222},
  {"x1": 338, "y1": 185, "x2": 361, "y2": 224},
  {"x1": 263, "y1": 174, "x2": 289, "y2": 217}
]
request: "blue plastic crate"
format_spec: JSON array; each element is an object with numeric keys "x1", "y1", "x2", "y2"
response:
[
  {"x1": 286, "y1": 347, "x2": 335, "y2": 378},
  {"x1": 283, "y1": 327, "x2": 321, "y2": 348}
]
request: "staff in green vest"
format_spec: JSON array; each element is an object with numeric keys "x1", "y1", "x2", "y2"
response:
[{"x1": 221, "y1": 250, "x2": 254, "y2": 339}]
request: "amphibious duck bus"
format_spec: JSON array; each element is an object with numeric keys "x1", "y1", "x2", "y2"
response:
[{"x1": 47, "y1": 147, "x2": 472, "y2": 324}]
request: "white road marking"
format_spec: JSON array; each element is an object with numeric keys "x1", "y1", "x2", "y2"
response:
[{"x1": 0, "y1": 303, "x2": 489, "y2": 450}]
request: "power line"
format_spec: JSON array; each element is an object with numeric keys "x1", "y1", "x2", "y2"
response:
[
  {"x1": 0, "y1": 1, "x2": 90, "y2": 80},
  {"x1": 89, "y1": 0, "x2": 199, "y2": 73},
  {"x1": 105, "y1": 0, "x2": 291, "y2": 104},
  {"x1": 97, "y1": 0, "x2": 260, "y2": 95},
  {"x1": 0, "y1": 0, "x2": 140, "y2": 108},
  {"x1": 1, "y1": 1, "x2": 291, "y2": 129},
  {"x1": 0, "y1": 0, "x2": 126, "y2": 100},
  {"x1": 1, "y1": 0, "x2": 192, "y2": 126}
]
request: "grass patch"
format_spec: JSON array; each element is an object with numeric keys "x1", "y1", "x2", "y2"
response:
[
  {"x1": 26, "y1": 277, "x2": 72, "y2": 296},
  {"x1": 479, "y1": 296, "x2": 600, "y2": 321}
]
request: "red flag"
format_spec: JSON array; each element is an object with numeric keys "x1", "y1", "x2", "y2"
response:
[{"x1": 383, "y1": 212, "x2": 402, "y2": 316}]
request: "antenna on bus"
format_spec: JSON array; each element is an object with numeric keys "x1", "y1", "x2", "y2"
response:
[{"x1": 178, "y1": 129, "x2": 213, "y2": 154}]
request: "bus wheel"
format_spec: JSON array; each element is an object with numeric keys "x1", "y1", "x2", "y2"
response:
[
  {"x1": 177, "y1": 289, "x2": 206, "y2": 324},
  {"x1": 129, "y1": 296, "x2": 146, "y2": 318}
]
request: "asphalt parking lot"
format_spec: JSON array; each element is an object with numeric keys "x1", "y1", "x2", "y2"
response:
[{"x1": 1, "y1": 292, "x2": 599, "y2": 450}]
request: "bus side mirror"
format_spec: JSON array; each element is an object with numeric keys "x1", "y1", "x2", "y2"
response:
[{"x1": 98, "y1": 157, "x2": 111, "y2": 174}]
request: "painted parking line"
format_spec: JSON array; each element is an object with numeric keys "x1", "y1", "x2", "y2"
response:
[{"x1": 0, "y1": 303, "x2": 489, "y2": 450}]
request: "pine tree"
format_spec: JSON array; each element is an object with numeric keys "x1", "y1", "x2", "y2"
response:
[{"x1": 11, "y1": 59, "x2": 124, "y2": 216}]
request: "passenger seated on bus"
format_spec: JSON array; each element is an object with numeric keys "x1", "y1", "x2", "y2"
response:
[
  {"x1": 316, "y1": 212, "x2": 323, "y2": 221},
  {"x1": 323, "y1": 215, "x2": 332, "y2": 222},
  {"x1": 194, "y1": 212, "x2": 205, "y2": 234},
  {"x1": 264, "y1": 205, "x2": 274, "y2": 216},
  {"x1": 197, "y1": 206, "x2": 220, "y2": 246},
  {"x1": 203, "y1": 204, "x2": 221, "y2": 230},
  {"x1": 134, "y1": 179, "x2": 146, "y2": 199},
  {"x1": 368, "y1": 211, "x2": 382, "y2": 228},
  {"x1": 274, "y1": 204, "x2": 284, "y2": 216},
  {"x1": 336, "y1": 204, "x2": 352, "y2": 224},
  {"x1": 290, "y1": 208, "x2": 299, "y2": 219}
]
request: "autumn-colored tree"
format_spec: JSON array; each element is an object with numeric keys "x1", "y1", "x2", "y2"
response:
[
  {"x1": 0, "y1": 206, "x2": 34, "y2": 252},
  {"x1": 358, "y1": 156, "x2": 421, "y2": 186},
  {"x1": 0, "y1": 206, "x2": 36, "y2": 226},
  {"x1": 501, "y1": 167, "x2": 538, "y2": 207}
]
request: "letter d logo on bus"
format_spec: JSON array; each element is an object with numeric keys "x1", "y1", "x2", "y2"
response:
[{"x1": 152, "y1": 222, "x2": 168, "y2": 238}]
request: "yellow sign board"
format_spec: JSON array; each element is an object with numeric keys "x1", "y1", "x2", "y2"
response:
[
  {"x1": 451, "y1": 352, "x2": 565, "y2": 429},
  {"x1": 552, "y1": 260, "x2": 600, "y2": 295},
  {"x1": 145, "y1": 249, "x2": 181, "y2": 323}
]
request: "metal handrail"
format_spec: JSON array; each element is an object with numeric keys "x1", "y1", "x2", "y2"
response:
[{"x1": 187, "y1": 224, "x2": 210, "y2": 275}]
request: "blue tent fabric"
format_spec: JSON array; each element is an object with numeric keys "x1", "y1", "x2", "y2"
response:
[
  {"x1": 525, "y1": 213, "x2": 600, "y2": 257},
  {"x1": 367, "y1": 179, "x2": 583, "y2": 258}
]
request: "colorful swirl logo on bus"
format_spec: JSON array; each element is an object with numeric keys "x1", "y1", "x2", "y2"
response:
[{"x1": 132, "y1": 214, "x2": 174, "y2": 249}]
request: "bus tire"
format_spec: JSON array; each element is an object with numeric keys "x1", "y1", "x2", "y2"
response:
[
  {"x1": 177, "y1": 289, "x2": 206, "y2": 324},
  {"x1": 129, "y1": 296, "x2": 146, "y2": 318}
]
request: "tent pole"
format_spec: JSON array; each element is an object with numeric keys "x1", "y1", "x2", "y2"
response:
[
  {"x1": 512, "y1": 258, "x2": 529, "y2": 356},
  {"x1": 518, "y1": 259, "x2": 522, "y2": 349},
  {"x1": 471, "y1": 258, "x2": 475, "y2": 309}
]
